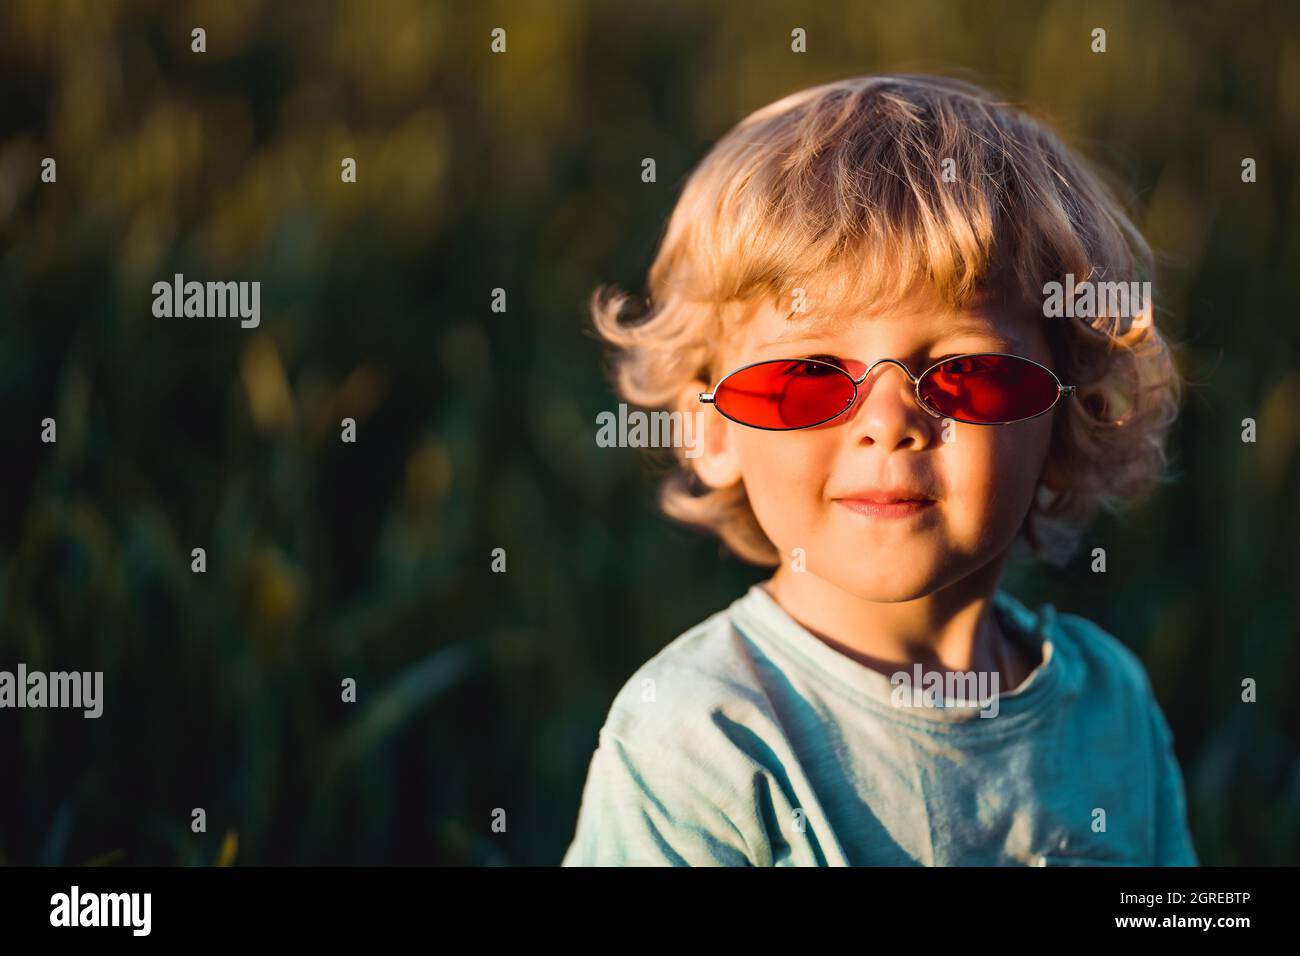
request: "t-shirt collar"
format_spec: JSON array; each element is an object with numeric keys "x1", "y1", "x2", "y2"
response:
[{"x1": 731, "y1": 582, "x2": 1061, "y2": 728}]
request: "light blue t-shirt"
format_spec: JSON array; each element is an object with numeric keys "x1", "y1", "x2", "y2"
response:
[{"x1": 561, "y1": 583, "x2": 1197, "y2": 866}]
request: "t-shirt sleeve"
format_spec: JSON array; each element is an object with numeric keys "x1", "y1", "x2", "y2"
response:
[
  {"x1": 560, "y1": 729, "x2": 755, "y2": 866},
  {"x1": 1149, "y1": 696, "x2": 1198, "y2": 866}
]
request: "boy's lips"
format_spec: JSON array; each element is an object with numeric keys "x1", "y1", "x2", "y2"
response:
[{"x1": 832, "y1": 488, "x2": 937, "y2": 519}]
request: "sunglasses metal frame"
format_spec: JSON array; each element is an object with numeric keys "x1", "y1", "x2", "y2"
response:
[{"x1": 698, "y1": 352, "x2": 1077, "y2": 431}]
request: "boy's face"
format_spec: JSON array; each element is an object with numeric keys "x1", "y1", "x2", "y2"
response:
[{"x1": 686, "y1": 296, "x2": 1059, "y2": 602}]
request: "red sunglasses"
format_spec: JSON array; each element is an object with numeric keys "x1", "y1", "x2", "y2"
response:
[{"x1": 699, "y1": 353, "x2": 1075, "y2": 430}]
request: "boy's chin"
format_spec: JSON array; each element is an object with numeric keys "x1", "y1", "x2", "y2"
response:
[
  {"x1": 829, "y1": 574, "x2": 948, "y2": 604},
  {"x1": 811, "y1": 552, "x2": 976, "y2": 604}
]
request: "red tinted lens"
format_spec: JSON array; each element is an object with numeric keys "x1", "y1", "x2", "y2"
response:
[
  {"x1": 918, "y1": 354, "x2": 1061, "y2": 423},
  {"x1": 713, "y1": 359, "x2": 856, "y2": 429}
]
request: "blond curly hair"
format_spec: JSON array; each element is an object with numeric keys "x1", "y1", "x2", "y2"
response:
[{"x1": 592, "y1": 74, "x2": 1181, "y2": 567}]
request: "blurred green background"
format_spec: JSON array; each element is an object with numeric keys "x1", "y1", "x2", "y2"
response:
[{"x1": 1, "y1": 0, "x2": 1297, "y2": 865}]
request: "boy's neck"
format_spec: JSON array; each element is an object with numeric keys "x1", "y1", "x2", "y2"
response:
[{"x1": 765, "y1": 556, "x2": 1038, "y2": 691}]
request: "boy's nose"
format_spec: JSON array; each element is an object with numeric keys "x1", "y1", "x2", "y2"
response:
[{"x1": 847, "y1": 362, "x2": 931, "y2": 450}]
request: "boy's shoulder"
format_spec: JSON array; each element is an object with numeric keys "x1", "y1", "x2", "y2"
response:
[
  {"x1": 597, "y1": 593, "x2": 772, "y2": 754},
  {"x1": 1030, "y1": 597, "x2": 1160, "y2": 706}
]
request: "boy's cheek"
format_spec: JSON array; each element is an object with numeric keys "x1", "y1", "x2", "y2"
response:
[
  {"x1": 943, "y1": 426, "x2": 1052, "y2": 529},
  {"x1": 952, "y1": 419, "x2": 1052, "y2": 480},
  {"x1": 736, "y1": 432, "x2": 828, "y2": 482},
  {"x1": 737, "y1": 448, "x2": 831, "y2": 541}
]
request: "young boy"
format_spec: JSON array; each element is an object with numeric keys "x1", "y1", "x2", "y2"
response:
[{"x1": 562, "y1": 74, "x2": 1195, "y2": 866}]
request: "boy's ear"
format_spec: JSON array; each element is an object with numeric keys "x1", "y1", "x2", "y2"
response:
[
  {"x1": 677, "y1": 378, "x2": 743, "y2": 488},
  {"x1": 1038, "y1": 456, "x2": 1069, "y2": 494}
]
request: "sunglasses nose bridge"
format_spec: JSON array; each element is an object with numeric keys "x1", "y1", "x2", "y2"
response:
[
  {"x1": 854, "y1": 357, "x2": 918, "y2": 386},
  {"x1": 846, "y1": 358, "x2": 939, "y2": 422}
]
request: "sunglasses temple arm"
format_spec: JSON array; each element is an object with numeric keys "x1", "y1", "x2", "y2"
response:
[{"x1": 700, "y1": 385, "x2": 792, "y2": 402}]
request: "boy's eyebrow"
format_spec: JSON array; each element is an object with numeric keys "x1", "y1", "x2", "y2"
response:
[
  {"x1": 764, "y1": 312, "x2": 1020, "y2": 349},
  {"x1": 930, "y1": 319, "x2": 1020, "y2": 346},
  {"x1": 766, "y1": 311, "x2": 853, "y2": 344}
]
